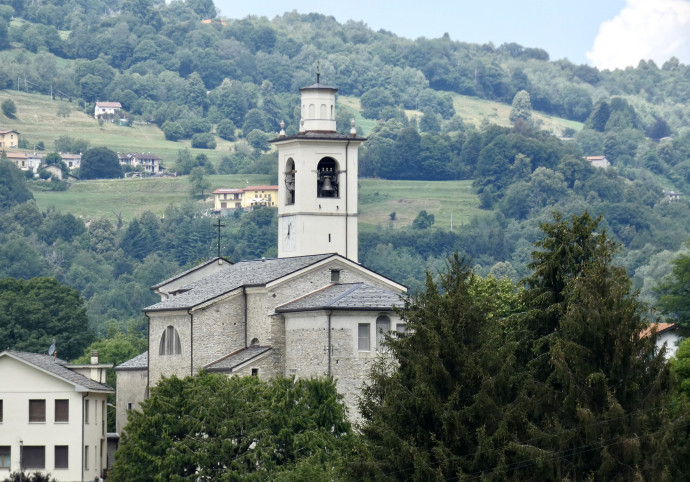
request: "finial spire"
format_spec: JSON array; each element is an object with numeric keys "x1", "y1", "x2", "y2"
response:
[{"x1": 316, "y1": 61, "x2": 320, "y2": 84}]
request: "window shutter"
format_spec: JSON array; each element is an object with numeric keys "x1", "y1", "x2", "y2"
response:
[
  {"x1": 22, "y1": 446, "x2": 45, "y2": 469},
  {"x1": 29, "y1": 400, "x2": 46, "y2": 422},
  {"x1": 54, "y1": 446, "x2": 68, "y2": 469},
  {"x1": 55, "y1": 399, "x2": 69, "y2": 422}
]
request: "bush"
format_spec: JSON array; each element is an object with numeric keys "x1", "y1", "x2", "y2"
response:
[
  {"x1": 191, "y1": 132, "x2": 216, "y2": 149},
  {"x1": 217, "y1": 119, "x2": 237, "y2": 141},
  {"x1": 162, "y1": 121, "x2": 184, "y2": 141},
  {"x1": 2, "y1": 98, "x2": 16, "y2": 117}
]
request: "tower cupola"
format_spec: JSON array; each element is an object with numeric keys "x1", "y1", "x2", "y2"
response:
[{"x1": 299, "y1": 77, "x2": 337, "y2": 133}]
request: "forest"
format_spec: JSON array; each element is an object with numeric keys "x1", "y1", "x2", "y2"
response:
[
  {"x1": 1, "y1": 0, "x2": 690, "y2": 352},
  {"x1": 3, "y1": 0, "x2": 690, "y2": 478}
]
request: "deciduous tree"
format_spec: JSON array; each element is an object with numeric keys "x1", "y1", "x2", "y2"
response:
[{"x1": 80, "y1": 147, "x2": 122, "y2": 179}]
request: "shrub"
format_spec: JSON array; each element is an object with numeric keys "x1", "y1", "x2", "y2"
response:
[{"x1": 191, "y1": 132, "x2": 216, "y2": 149}]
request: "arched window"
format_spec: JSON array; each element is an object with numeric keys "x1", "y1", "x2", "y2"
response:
[
  {"x1": 320, "y1": 104, "x2": 327, "y2": 119},
  {"x1": 331, "y1": 104, "x2": 334, "y2": 119},
  {"x1": 316, "y1": 158, "x2": 339, "y2": 198},
  {"x1": 308, "y1": 104, "x2": 315, "y2": 118},
  {"x1": 285, "y1": 158, "x2": 295, "y2": 204},
  {"x1": 376, "y1": 315, "x2": 391, "y2": 349},
  {"x1": 159, "y1": 326, "x2": 181, "y2": 355}
]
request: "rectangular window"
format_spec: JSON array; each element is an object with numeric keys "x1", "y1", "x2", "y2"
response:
[
  {"x1": 251, "y1": 368, "x2": 259, "y2": 377},
  {"x1": 0, "y1": 399, "x2": 3, "y2": 422},
  {"x1": 84, "y1": 399, "x2": 89, "y2": 424},
  {"x1": 0, "y1": 446, "x2": 10, "y2": 468},
  {"x1": 331, "y1": 270, "x2": 340, "y2": 283},
  {"x1": 29, "y1": 399, "x2": 46, "y2": 423},
  {"x1": 22, "y1": 446, "x2": 45, "y2": 469},
  {"x1": 54, "y1": 446, "x2": 68, "y2": 469},
  {"x1": 55, "y1": 399, "x2": 69, "y2": 423},
  {"x1": 127, "y1": 403, "x2": 133, "y2": 411},
  {"x1": 358, "y1": 323, "x2": 370, "y2": 351},
  {"x1": 102, "y1": 401, "x2": 106, "y2": 435},
  {"x1": 84, "y1": 445, "x2": 89, "y2": 470}
]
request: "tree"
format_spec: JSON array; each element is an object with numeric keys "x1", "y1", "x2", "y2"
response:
[
  {"x1": 355, "y1": 255, "x2": 519, "y2": 479},
  {"x1": 0, "y1": 159, "x2": 33, "y2": 210},
  {"x1": 190, "y1": 132, "x2": 216, "y2": 149},
  {"x1": 507, "y1": 212, "x2": 678, "y2": 480},
  {"x1": 111, "y1": 373, "x2": 353, "y2": 481},
  {"x1": 80, "y1": 147, "x2": 122, "y2": 179},
  {"x1": 411, "y1": 210, "x2": 434, "y2": 229},
  {"x1": 216, "y1": 119, "x2": 236, "y2": 141},
  {"x1": 509, "y1": 89, "x2": 532, "y2": 123},
  {"x1": 2, "y1": 98, "x2": 16, "y2": 118},
  {"x1": 0, "y1": 277, "x2": 94, "y2": 360},
  {"x1": 656, "y1": 243, "x2": 690, "y2": 326},
  {"x1": 188, "y1": 166, "x2": 210, "y2": 197}
]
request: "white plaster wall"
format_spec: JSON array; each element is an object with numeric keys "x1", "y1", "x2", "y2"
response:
[{"x1": 0, "y1": 356, "x2": 108, "y2": 482}]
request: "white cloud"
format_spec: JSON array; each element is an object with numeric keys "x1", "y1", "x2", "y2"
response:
[{"x1": 587, "y1": 0, "x2": 690, "y2": 70}]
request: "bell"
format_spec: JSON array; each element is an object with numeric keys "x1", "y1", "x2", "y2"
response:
[{"x1": 321, "y1": 175, "x2": 334, "y2": 193}]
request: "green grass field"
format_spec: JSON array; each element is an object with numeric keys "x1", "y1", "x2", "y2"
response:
[
  {"x1": 0, "y1": 90, "x2": 236, "y2": 164},
  {"x1": 31, "y1": 175, "x2": 482, "y2": 231}
]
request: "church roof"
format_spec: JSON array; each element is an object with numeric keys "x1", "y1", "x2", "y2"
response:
[
  {"x1": 150, "y1": 257, "x2": 232, "y2": 290},
  {"x1": 276, "y1": 282, "x2": 405, "y2": 312},
  {"x1": 115, "y1": 351, "x2": 148, "y2": 371},
  {"x1": 145, "y1": 254, "x2": 334, "y2": 311},
  {"x1": 0, "y1": 350, "x2": 113, "y2": 392},
  {"x1": 204, "y1": 346, "x2": 272, "y2": 372}
]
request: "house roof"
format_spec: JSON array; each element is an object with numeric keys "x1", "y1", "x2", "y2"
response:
[
  {"x1": 5, "y1": 152, "x2": 27, "y2": 159},
  {"x1": 276, "y1": 282, "x2": 405, "y2": 313},
  {"x1": 213, "y1": 188, "x2": 243, "y2": 194},
  {"x1": 0, "y1": 350, "x2": 113, "y2": 392},
  {"x1": 244, "y1": 185, "x2": 278, "y2": 191},
  {"x1": 204, "y1": 346, "x2": 272, "y2": 372},
  {"x1": 95, "y1": 102, "x2": 122, "y2": 108},
  {"x1": 145, "y1": 254, "x2": 335, "y2": 311},
  {"x1": 131, "y1": 153, "x2": 162, "y2": 160},
  {"x1": 0, "y1": 129, "x2": 18, "y2": 134},
  {"x1": 641, "y1": 322, "x2": 679, "y2": 338},
  {"x1": 115, "y1": 351, "x2": 148, "y2": 371},
  {"x1": 150, "y1": 256, "x2": 233, "y2": 290}
]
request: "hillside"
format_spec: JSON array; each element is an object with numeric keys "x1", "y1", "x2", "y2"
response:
[{"x1": 31, "y1": 176, "x2": 481, "y2": 230}]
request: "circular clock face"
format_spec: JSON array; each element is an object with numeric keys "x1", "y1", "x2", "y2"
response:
[{"x1": 283, "y1": 216, "x2": 296, "y2": 252}]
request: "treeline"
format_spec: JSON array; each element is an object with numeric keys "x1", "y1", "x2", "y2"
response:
[
  {"x1": 3, "y1": 0, "x2": 690, "y2": 151},
  {"x1": 0, "y1": 159, "x2": 277, "y2": 333}
]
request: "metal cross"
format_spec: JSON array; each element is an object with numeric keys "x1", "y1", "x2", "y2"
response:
[{"x1": 213, "y1": 217, "x2": 225, "y2": 258}]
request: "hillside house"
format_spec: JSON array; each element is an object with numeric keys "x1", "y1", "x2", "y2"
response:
[
  {"x1": 94, "y1": 102, "x2": 122, "y2": 120},
  {"x1": 586, "y1": 155, "x2": 611, "y2": 169},
  {"x1": 0, "y1": 130, "x2": 18, "y2": 148},
  {"x1": 61, "y1": 153, "x2": 81, "y2": 170},
  {"x1": 118, "y1": 152, "x2": 162, "y2": 174},
  {"x1": 0, "y1": 350, "x2": 112, "y2": 481},
  {"x1": 117, "y1": 79, "x2": 405, "y2": 430},
  {"x1": 213, "y1": 185, "x2": 278, "y2": 212},
  {"x1": 5, "y1": 152, "x2": 28, "y2": 170}
]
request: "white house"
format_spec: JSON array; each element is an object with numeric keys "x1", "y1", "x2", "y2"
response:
[
  {"x1": 93, "y1": 102, "x2": 122, "y2": 120},
  {"x1": 585, "y1": 155, "x2": 611, "y2": 169},
  {"x1": 116, "y1": 78, "x2": 407, "y2": 431},
  {"x1": 0, "y1": 350, "x2": 113, "y2": 481}
]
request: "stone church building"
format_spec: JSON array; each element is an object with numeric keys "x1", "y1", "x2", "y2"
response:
[{"x1": 115, "y1": 80, "x2": 407, "y2": 434}]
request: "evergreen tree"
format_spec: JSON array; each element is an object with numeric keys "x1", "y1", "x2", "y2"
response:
[
  {"x1": 354, "y1": 255, "x2": 520, "y2": 480},
  {"x1": 506, "y1": 212, "x2": 678, "y2": 480},
  {"x1": 509, "y1": 89, "x2": 532, "y2": 123}
]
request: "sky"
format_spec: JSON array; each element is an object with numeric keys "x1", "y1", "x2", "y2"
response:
[{"x1": 213, "y1": 0, "x2": 690, "y2": 70}]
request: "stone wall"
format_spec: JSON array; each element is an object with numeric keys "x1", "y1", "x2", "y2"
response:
[
  {"x1": 191, "y1": 292, "x2": 245, "y2": 370},
  {"x1": 115, "y1": 368, "x2": 147, "y2": 435},
  {"x1": 148, "y1": 311, "x2": 191, "y2": 385}
]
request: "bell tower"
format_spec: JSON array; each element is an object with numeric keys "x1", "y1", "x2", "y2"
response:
[{"x1": 272, "y1": 77, "x2": 365, "y2": 262}]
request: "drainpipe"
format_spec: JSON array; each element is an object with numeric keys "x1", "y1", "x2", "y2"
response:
[
  {"x1": 188, "y1": 309, "x2": 194, "y2": 376},
  {"x1": 81, "y1": 393, "x2": 87, "y2": 482},
  {"x1": 345, "y1": 139, "x2": 350, "y2": 260},
  {"x1": 244, "y1": 287, "x2": 248, "y2": 348},
  {"x1": 327, "y1": 310, "x2": 332, "y2": 376},
  {"x1": 145, "y1": 313, "x2": 150, "y2": 395}
]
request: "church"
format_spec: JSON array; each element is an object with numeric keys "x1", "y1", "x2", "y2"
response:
[{"x1": 115, "y1": 79, "x2": 407, "y2": 433}]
